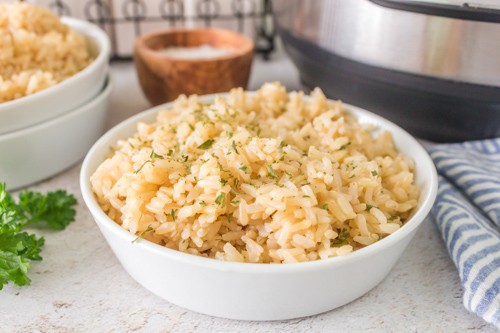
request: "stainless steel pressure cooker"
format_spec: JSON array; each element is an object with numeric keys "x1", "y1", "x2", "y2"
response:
[{"x1": 274, "y1": 0, "x2": 500, "y2": 141}]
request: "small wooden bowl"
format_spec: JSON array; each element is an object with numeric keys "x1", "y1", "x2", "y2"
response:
[{"x1": 134, "y1": 28, "x2": 254, "y2": 105}]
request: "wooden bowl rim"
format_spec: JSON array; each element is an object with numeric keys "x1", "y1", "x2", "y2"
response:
[{"x1": 134, "y1": 28, "x2": 255, "y2": 63}]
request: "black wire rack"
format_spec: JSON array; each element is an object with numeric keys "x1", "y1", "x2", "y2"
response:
[{"x1": 40, "y1": 0, "x2": 275, "y2": 60}]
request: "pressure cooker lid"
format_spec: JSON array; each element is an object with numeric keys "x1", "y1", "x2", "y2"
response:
[{"x1": 371, "y1": 0, "x2": 500, "y2": 22}]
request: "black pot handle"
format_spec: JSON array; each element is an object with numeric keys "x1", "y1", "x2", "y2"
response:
[{"x1": 369, "y1": 0, "x2": 500, "y2": 23}]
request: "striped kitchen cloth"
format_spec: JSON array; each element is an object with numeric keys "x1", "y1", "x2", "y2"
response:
[{"x1": 429, "y1": 139, "x2": 500, "y2": 328}]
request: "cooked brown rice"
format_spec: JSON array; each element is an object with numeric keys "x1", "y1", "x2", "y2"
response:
[
  {"x1": 91, "y1": 82, "x2": 420, "y2": 263},
  {"x1": 0, "y1": 3, "x2": 93, "y2": 103}
]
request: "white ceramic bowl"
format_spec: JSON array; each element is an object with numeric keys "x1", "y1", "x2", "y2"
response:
[
  {"x1": 80, "y1": 99, "x2": 437, "y2": 321},
  {"x1": 0, "y1": 17, "x2": 110, "y2": 135},
  {"x1": 0, "y1": 75, "x2": 112, "y2": 190}
]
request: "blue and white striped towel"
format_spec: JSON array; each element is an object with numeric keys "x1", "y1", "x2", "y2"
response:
[{"x1": 429, "y1": 139, "x2": 500, "y2": 328}]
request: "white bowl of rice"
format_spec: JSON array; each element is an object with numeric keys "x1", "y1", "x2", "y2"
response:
[
  {"x1": 80, "y1": 83, "x2": 437, "y2": 321},
  {"x1": 0, "y1": 3, "x2": 110, "y2": 134}
]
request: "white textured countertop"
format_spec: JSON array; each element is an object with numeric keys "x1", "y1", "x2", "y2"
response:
[{"x1": 1, "y1": 52, "x2": 496, "y2": 333}]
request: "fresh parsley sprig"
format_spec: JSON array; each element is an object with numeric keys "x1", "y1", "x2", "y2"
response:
[{"x1": 0, "y1": 183, "x2": 77, "y2": 290}]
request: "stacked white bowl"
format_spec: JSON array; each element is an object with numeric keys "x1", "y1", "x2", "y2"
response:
[{"x1": 0, "y1": 18, "x2": 112, "y2": 190}]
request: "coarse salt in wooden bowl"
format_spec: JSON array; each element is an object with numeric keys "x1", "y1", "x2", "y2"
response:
[{"x1": 133, "y1": 28, "x2": 254, "y2": 106}]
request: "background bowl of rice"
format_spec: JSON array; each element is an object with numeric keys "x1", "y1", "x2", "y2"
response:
[
  {"x1": 0, "y1": 16, "x2": 110, "y2": 134},
  {"x1": 80, "y1": 90, "x2": 437, "y2": 321}
]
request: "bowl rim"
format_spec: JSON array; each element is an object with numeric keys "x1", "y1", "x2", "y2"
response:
[
  {"x1": 80, "y1": 94, "x2": 438, "y2": 273},
  {"x1": 134, "y1": 27, "x2": 255, "y2": 63},
  {"x1": 0, "y1": 16, "x2": 110, "y2": 113},
  {"x1": 0, "y1": 74, "x2": 112, "y2": 142}
]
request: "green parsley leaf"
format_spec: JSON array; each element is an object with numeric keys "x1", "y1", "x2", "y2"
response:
[
  {"x1": 320, "y1": 203, "x2": 329, "y2": 210},
  {"x1": 134, "y1": 160, "x2": 151, "y2": 174},
  {"x1": 0, "y1": 183, "x2": 76, "y2": 290},
  {"x1": 338, "y1": 142, "x2": 351, "y2": 150},
  {"x1": 166, "y1": 209, "x2": 177, "y2": 222},
  {"x1": 135, "y1": 150, "x2": 163, "y2": 174},
  {"x1": 365, "y1": 204, "x2": 378, "y2": 212},
  {"x1": 19, "y1": 190, "x2": 77, "y2": 230},
  {"x1": 217, "y1": 161, "x2": 228, "y2": 172},
  {"x1": 215, "y1": 192, "x2": 226, "y2": 207},
  {"x1": 231, "y1": 141, "x2": 239, "y2": 154},
  {"x1": 371, "y1": 171, "x2": 378, "y2": 176},
  {"x1": 239, "y1": 165, "x2": 248, "y2": 174},
  {"x1": 150, "y1": 150, "x2": 164, "y2": 160},
  {"x1": 132, "y1": 225, "x2": 153, "y2": 243},
  {"x1": 331, "y1": 229, "x2": 350, "y2": 247},
  {"x1": 198, "y1": 139, "x2": 215, "y2": 150},
  {"x1": 267, "y1": 165, "x2": 278, "y2": 179},
  {"x1": 0, "y1": 250, "x2": 32, "y2": 289}
]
